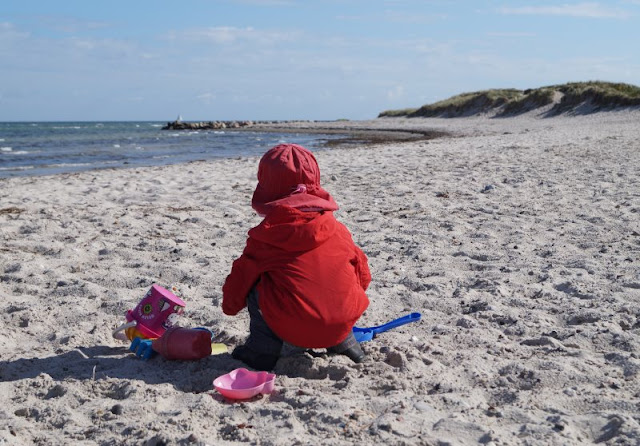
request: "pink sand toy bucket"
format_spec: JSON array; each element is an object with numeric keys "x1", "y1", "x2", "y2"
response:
[{"x1": 112, "y1": 284, "x2": 186, "y2": 341}]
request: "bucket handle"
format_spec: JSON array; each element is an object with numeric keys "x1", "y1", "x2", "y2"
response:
[{"x1": 112, "y1": 320, "x2": 137, "y2": 340}]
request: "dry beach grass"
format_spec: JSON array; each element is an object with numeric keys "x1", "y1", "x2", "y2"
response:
[{"x1": 1, "y1": 110, "x2": 639, "y2": 445}]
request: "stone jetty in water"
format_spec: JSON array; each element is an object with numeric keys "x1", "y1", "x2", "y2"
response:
[{"x1": 162, "y1": 120, "x2": 256, "y2": 130}]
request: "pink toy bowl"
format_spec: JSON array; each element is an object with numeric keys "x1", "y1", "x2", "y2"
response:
[{"x1": 213, "y1": 368, "x2": 276, "y2": 400}]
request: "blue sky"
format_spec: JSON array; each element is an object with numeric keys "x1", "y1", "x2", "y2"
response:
[{"x1": 1, "y1": 0, "x2": 639, "y2": 121}]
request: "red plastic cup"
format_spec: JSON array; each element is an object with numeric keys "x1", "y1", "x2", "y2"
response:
[{"x1": 151, "y1": 327, "x2": 213, "y2": 360}]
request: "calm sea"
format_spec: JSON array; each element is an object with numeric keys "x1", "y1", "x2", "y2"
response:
[{"x1": 0, "y1": 121, "x2": 340, "y2": 178}]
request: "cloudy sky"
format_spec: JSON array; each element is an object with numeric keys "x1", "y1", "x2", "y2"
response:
[{"x1": 1, "y1": 0, "x2": 639, "y2": 121}]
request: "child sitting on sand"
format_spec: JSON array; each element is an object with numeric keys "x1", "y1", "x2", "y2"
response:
[{"x1": 222, "y1": 143, "x2": 371, "y2": 371}]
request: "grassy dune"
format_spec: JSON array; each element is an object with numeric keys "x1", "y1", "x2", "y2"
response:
[{"x1": 379, "y1": 81, "x2": 640, "y2": 118}]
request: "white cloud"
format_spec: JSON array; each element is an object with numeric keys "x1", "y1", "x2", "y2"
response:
[
  {"x1": 0, "y1": 22, "x2": 30, "y2": 41},
  {"x1": 230, "y1": 0, "x2": 296, "y2": 5},
  {"x1": 66, "y1": 37, "x2": 140, "y2": 61},
  {"x1": 406, "y1": 39, "x2": 455, "y2": 55},
  {"x1": 167, "y1": 26, "x2": 297, "y2": 46},
  {"x1": 35, "y1": 15, "x2": 110, "y2": 33},
  {"x1": 337, "y1": 10, "x2": 447, "y2": 24},
  {"x1": 498, "y1": 2, "x2": 630, "y2": 19},
  {"x1": 70, "y1": 38, "x2": 97, "y2": 51},
  {"x1": 486, "y1": 31, "x2": 537, "y2": 38},
  {"x1": 387, "y1": 85, "x2": 405, "y2": 100},
  {"x1": 197, "y1": 93, "x2": 216, "y2": 105},
  {"x1": 383, "y1": 10, "x2": 448, "y2": 23}
]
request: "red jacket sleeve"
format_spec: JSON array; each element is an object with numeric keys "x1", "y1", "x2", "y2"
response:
[
  {"x1": 338, "y1": 221, "x2": 371, "y2": 292},
  {"x1": 222, "y1": 239, "x2": 262, "y2": 315},
  {"x1": 354, "y1": 245, "x2": 372, "y2": 291}
]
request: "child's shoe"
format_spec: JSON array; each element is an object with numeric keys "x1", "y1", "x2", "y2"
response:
[
  {"x1": 327, "y1": 334, "x2": 365, "y2": 364},
  {"x1": 232, "y1": 345, "x2": 279, "y2": 371}
]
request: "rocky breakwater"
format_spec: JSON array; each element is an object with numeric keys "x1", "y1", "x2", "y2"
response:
[{"x1": 162, "y1": 120, "x2": 255, "y2": 130}]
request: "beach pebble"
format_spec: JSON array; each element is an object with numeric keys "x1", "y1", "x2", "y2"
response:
[
  {"x1": 521, "y1": 336, "x2": 564, "y2": 348},
  {"x1": 414, "y1": 401, "x2": 434, "y2": 412},
  {"x1": 14, "y1": 408, "x2": 30, "y2": 417},
  {"x1": 481, "y1": 184, "x2": 495, "y2": 193},
  {"x1": 4, "y1": 263, "x2": 21, "y2": 273},
  {"x1": 144, "y1": 434, "x2": 169, "y2": 446},
  {"x1": 432, "y1": 324, "x2": 451, "y2": 334},
  {"x1": 385, "y1": 350, "x2": 406, "y2": 369},
  {"x1": 567, "y1": 311, "x2": 602, "y2": 325},
  {"x1": 456, "y1": 317, "x2": 476, "y2": 329},
  {"x1": 44, "y1": 384, "x2": 67, "y2": 399},
  {"x1": 110, "y1": 404, "x2": 124, "y2": 415}
]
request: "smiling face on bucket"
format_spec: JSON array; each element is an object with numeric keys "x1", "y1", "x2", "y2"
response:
[{"x1": 128, "y1": 285, "x2": 185, "y2": 338}]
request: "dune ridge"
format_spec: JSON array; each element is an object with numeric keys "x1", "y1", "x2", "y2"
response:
[{"x1": 378, "y1": 81, "x2": 640, "y2": 118}]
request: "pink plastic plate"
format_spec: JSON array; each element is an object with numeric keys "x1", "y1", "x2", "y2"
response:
[{"x1": 213, "y1": 368, "x2": 276, "y2": 400}]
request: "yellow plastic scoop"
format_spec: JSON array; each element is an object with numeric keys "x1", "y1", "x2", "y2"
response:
[{"x1": 211, "y1": 343, "x2": 228, "y2": 355}]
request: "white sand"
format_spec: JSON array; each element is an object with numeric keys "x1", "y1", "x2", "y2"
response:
[{"x1": 1, "y1": 111, "x2": 639, "y2": 445}]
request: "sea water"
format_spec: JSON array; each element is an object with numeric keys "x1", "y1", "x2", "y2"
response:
[{"x1": 0, "y1": 121, "x2": 340, "y2": 178}]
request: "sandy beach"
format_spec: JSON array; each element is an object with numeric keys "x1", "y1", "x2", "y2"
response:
[{"x1": 1, "y1": 111, "x2": 639, "y2": 445}]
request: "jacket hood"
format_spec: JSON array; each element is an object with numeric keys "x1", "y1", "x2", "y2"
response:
[
  {"x1": 248, "y1": 206, "x2": 337, "y2": 252},
  {"x1": 251, "y1": 144, "x2": 338, "y2": 216}
]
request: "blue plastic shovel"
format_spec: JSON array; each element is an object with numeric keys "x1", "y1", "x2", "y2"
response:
[{"x1": 353, "y1": 312, "x2": 422, "y2": 343}]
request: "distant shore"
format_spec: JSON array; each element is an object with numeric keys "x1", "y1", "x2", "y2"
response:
[{"x1": 162, "y1": 118, "x2": 451, "y2": 147}]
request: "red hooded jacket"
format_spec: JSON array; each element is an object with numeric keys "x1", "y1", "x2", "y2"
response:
[{"x1": 222, "y1": 206, "x2": 371, "y2": 348}]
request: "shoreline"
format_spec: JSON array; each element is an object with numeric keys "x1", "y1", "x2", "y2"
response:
[
  {"x1": 0, "y1": 120, "x2": 453, "y2": 180},
  {"x1": 5, "y1": 109, "x2": 638, "y2": 180},
  {"x1": 2, "y1": 111, "x2": 640, "y2": 444},
  {"x1": 160, "y1": 117, "x2": 455, "y2": 148},
  {"x1": 233, "y1": 124, "x2": 452, "y2": 147}
]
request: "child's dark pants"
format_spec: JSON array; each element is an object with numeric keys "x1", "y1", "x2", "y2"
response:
[
  {"x1": 232, "y1": 287, "x2": 365, "y2": 370},
  {"x1": 245, "y1": 287, "x2": 283, "y2": 357}
]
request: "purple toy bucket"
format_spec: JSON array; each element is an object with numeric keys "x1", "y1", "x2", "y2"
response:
[{"x1": 125, "y1": 285, "x2": 186, "y2": 339}]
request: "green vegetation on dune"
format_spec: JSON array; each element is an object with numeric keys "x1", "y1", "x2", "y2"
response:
[
  {"x1": 377, "y1": 107, "x2": 419, "y2": 117},
  {"x1": 499, "y1": 88, "x2": 555, "y2": 116},
  {"x1": 551, "y1": 81, "x2": 640, "y2": 114},
  {"x1": 412, "y1": 89, "x2": 521, "y2": 118},
  {"x1": 378, "y1": 81, "x2": 640, "y2": 118}
]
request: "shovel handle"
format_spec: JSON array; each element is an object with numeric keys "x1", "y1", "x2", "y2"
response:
[
  {"x1": 371, "y1": 312, "x2": 421, "y2": 335},
  {"x1": 352, "y1": 312, "x2": 422, "y2": 343}
]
